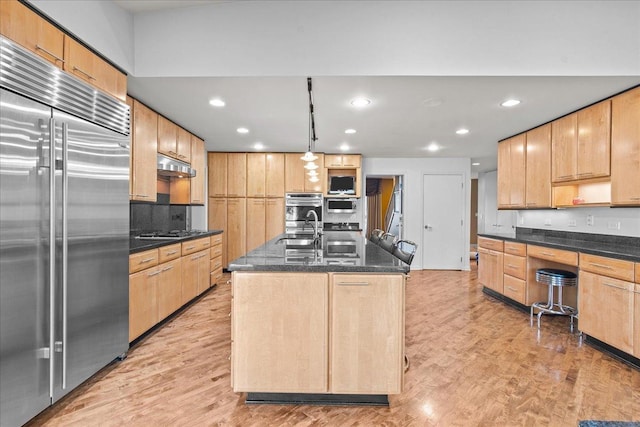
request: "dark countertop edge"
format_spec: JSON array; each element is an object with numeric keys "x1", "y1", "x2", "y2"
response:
[
  {"x1": 477, "y1": 232, "x2": 640, "y2": 263},
  {"x1": 227, "y1": 264, "x2": 409, "y2": 274},
  {"x1": 129, "y1": 230, "x2": 223, "y2": 254}
]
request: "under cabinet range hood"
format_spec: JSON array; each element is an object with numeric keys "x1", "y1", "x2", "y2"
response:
[{"x1": 157, "y1": 154, "x2": 196, "y2": 177}]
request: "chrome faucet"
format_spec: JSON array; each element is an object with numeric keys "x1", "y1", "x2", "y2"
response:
[{"x1": 305, "y1": 210, "x2": 320, "y2": 241}]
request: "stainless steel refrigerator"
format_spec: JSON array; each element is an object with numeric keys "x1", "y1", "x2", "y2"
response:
[{"x1": 0, "y1": 36, "x2": 130, "y2": 426}]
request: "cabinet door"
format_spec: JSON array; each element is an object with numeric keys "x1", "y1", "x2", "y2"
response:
[
  {"x1": 126, "y1": 96, "x2": 134, "y2": 198},
  {"x1": 497, "y1": 141, "x2": 511, "y2": 208},
  {"x1": 578, "y1": 271, "x2": 634, "y2": 354},
  {"x1": 208, "y1": 152, "x2": 227, "y2": 197},
  {"x1": 552, "y1": 113, "x2": 578, "y2": 182},
  {"x1": 0, "y1": 0, "x2": 65, "y2": 67},
  {"x1": 325, "y1": 154, "x2": 343, "y2": 168},
  {"x1": 577, "y1": 100, "x2": 611, "y2": 179},
  {"x1": 131, "y1": 100, "x2": 157, "y2": 202},
  {"x1": 227, "y1": 153, "x2": 247, "y2": 197},
  {"x1": 63, "y1": 36, "x2": 126, "y2": 101},
  {"x1": 331, "y1": 274, "x2": 404, "y2": 394},
  {"x1": 611, "y1": 87, "x2": 640, "y2": 205},
  {"x1": 247, "y1": 153, "x2": 266, "y2": 197},
  {"x1": 478, "y1": 248, "x2": 503, "y2": 293},
  {"x1": 525, "y1": 124, "x2": 552, "y2": 208},
  {"x1": 284, "y1": 153, "x2": 306, "y2": 193},
  {"x1": 246, "y1": 198, "x2": 266, "y2": 252},
  {"x1": 181, "y1": 253, "x2": 199, "y2": 304},
  {"x1": 157, "y1": 258, "x2": 182, "y2": 321},
  {"x1": 129, "y1": 268, "x2": 159, "y2": 341},
  {"x1": 232, "y1": 272, "x2": 329, "y2": 393},
  {"x1": 177, "y1": 127, "x2": 192, "y2": 163},
  {"x1": 196, "y1": 249, "x2": 211, "y2": 295},
  {"x1": 157, "y1": 115, "x2": 178, "y2": 158},
  {"x1": 227, "y1": 198, "x2": 246, "y2": 263},
  {"x1": 341, "y1": 154, "x2": 361, "y2": 168},
  {"x1": 265, "y1": 198, "x2": 284, "y2": 241},
  {"x1": 509, "y1": 135, "x2": 526, "y2": 207},
  {"x1": 208, "y1": 197, "x2": 227, "y2": 267},
  {"x1": 265, "y1": 153, "x2": 285, "y2": 197},
  {"x1": 634, "y1": 284, "x2": 640, "y2": 358},
  {"x1": 190, "y1": 136, "x2": 205, "y2": 204}
]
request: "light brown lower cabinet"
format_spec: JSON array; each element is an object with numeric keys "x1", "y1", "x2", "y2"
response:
[
  {"x1": 478, "y1": 247, "x2": 503, "y2": 294},
  {"x1": 330, "y1": 273, "x2": 404, "y2": 394},
  {"x1": 231, "y1": 271, "x2": 405, "y2": 395},
  {"x1": 634, "y1": 283, "x2": 640, "y2": 358},
  {"x1": 181, "y1": 248, "x2": 210, "y2": 304},
  {"x1": 246, "y1": 198, "x2": 266, "y2": 253},
  {"x1": 578, "y1": 270, "x2": 634, "y2": 355},
  {"x1": 157, "y1": 258, "x2": 182, "y2": 320},
  {"x1": 129, "y1": 266, "x2": 159, "y2": 342}
]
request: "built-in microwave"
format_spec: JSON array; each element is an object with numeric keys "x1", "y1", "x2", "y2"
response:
[{"x1": 326, "y1": 198, "x2": 356, "y2": 214}]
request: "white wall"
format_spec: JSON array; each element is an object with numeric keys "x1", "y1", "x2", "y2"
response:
[
  {"x1": 28, "y1": 0, "x2": 135, "y2": 73},
  {"x1": 518, "y1": 208, "x2": 640, "y2": 238},
  {"x1": 362, "y1": 157, "x2": 471, "y2": 271}
]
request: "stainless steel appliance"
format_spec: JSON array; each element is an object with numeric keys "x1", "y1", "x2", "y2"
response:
[
  {"x1": 135, "y1": 230, "x2": 208, "y2": 240},
  {"x1": 0, "y1": 36, "x2": 130, "y2": 427},
  {"x1": 326, "y1": 198, "x2": 357, "y2": 214},
  {"x1": 328, "y1": 175, "x2": 356, "y2": 195},
  {"x1": 157, "y1": 154, "x2": 196, "y2": 177},
  {"x1": 325, "y1": 239, "x2": 358, "y2": 257},
  {"x1": 285, "y1": 193, "x2": 323, "y2": 234}
]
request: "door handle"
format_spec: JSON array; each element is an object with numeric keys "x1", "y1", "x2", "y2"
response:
[{"x1": 424, "y1": 225, "x2": 432, "y2": 230}]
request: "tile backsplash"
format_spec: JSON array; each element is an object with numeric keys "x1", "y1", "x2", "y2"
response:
[{"x1": 130, "y1": 193, "x2": 189, "y2": 235}]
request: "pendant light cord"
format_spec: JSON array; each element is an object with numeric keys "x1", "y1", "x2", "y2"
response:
[{"x1": 307, "y1": 77, "x2": 317, "y2": 151}]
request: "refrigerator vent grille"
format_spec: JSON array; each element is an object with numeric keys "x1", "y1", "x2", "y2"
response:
[{"x1": 0, "y1": 36, "x2": 130, "y2": 136}]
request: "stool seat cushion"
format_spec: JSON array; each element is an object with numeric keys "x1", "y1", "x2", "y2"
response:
[
  {"x1": 536, "y1": 268, "x2": 577, "y2": 279},
  {"x1": 536, "y1": 268, "x2": 577, "y2": 287}
]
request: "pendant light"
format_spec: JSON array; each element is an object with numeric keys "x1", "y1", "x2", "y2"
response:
[{"x1": 300, "y1": 77, "x2": 318, "y2": 162}]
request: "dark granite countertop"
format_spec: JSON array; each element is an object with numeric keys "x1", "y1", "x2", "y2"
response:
[
  {"x1": 478, "y1": 228, "x2": 640, "y2": 262},
  {"x1": 129, "y1": 229, "x2": 223, "y2": 254},
  {"x1": 228, "y1": 231, "x2": 409, "y2": 273}
]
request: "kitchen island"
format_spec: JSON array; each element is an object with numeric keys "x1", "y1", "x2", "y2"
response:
[{"x1": 228, "y1": 231, "x2": 409, "y2": 405}]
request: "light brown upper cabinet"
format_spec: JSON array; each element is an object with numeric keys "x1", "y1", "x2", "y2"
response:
[
  {"x1": 247, "y1": 153, "x2": 267, "y2": 197},
  {"x1": 0, "y1": 0, "x2": 65, "y2": 67},
  {"x1": 248, "y1": 152, "x2": 285, "y2": 198},
  {"x1": 227, "y1": 153, "x2": 247, "y2": 197},
  {"x1": 1, "y1": 0, "x2": 126, "y2": 101},
  {"x1": 158, "y1": 116, "x2": 191, "y2": 162},
  {"x1": 190, "y1": 136, "x2": 206, "y2": 204},
  {"x1": 325, "y1": 154, "x2": 361, "y2": 168},
  {"x1": 611, "y1": 87, "x2": 640, "y2": 206},
  {"x1": 266, "y1": 153, "x2": 285, "y2": 197},
  {"x1": 285, "y1": 153, "x2": 325, "y2": 194},
  {"x1": 130, "y1": 99, "x2": 158, "y2": 202},
  {"x1": 525, "y1": 124, "x2": 552, "y2": 208},
  {"x1": 208, "y1": 153, "x2": 228, "y2": 197},
  {"x1": 552, "y1": 100, "x2": 611, "y2": 183},
  {"x1": 63, "y1": 37, "x2": 126, "y2": 102},
  {"x1": 497, "y1": 134, "x2": 526, "y2": 209}
]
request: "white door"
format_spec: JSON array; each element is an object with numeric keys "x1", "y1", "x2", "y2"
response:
[{"x1": 423, "y1": 174, "x2": 464, "y2": 269}]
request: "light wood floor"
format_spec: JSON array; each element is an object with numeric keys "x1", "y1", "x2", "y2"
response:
[{"x1": 27, "y1": 268, "x2": 640, "y2": 426}]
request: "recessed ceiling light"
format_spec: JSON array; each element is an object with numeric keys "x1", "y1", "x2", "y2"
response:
[
  {"x1": 501, "y1": 99, "x2": 521, "y2": 107},
  {"x1": 253, "y1": 142, "x2": 264, "y2": 150},
  {"x1": 236, "y1": 127, "x2": 249, "y2": 134},
  {"x1": 427, "y1": 143, "x2": 439, "y2": 152},
  {"x1": 340, "y1": 143, "x2": 350, "y2": 151},
  {"x1": 350, "y1": 97, "x2": 371, "y2": 107},
  {"x1": 472, "y1": 162, "x2": 480, "y2": 166},
  {"x1": 345, "y1": 129, "x2": 356, "y2": 134},
  {"x1": 209, "y1": 99, "x2": 225, "y2": 107},
  {"x1": 456, "y1": 128, "x2": 469, "y2": 135}
]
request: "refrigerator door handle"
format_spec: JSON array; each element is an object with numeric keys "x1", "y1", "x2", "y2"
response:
[
  {"x1": 61, "y1": 122, "x2": 68, "y2": 390},
  {"x1": 48, "y1": 117, "x2": 56, "y2": 399}
]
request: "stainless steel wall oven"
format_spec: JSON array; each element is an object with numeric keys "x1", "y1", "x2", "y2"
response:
[{"x1": 285, "y1": 193, "x2": 323, "y2": 234}]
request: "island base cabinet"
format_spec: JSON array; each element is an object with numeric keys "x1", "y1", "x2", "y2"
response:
[
  {"x1": 232, "y1": 272, "x2": 329, "y2": 393},
  {"x1": 330, "y1": 274, "x2": 405, "y2": 394},
  {"x1": 578, "y1": 271, "x2": 634, "y2": 355}
]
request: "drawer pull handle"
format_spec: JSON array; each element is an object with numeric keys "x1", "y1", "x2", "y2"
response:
[
  {"x1": 507, "y1": 264, "x2": 517, "y2": 268},
  {"x1": 577, "y1": 172, "x2": 594, "y2": 176},
  {"x1": 135, "y1": 194, "x2": 150, "y2": 198},
  {"x1": 72, "y1": 65, "x2": 96, "y2": 81},
  {"x1": 602, "y1": 282, "x2": 627, "y2": 291},
  {"x1": 35, "y1": 45, "x2": 65, "y2": 63},
  {"x1": 166, "y1": 250, "x2": 177, "y2": 255},
  {"x1": 506, "y1": 286, "x2": 517, "y2": 292},
  {"x1": 147, "y1": 271, "x2": 161, "y2": 277},
  {"x1": 558, "y1": 174, "x2": 574, "y2": 179},
  {"x1": 337, "y1": 282, "x2": 369, "y2": 286},
  {"x1": 541, "y1": 252, "x2": 555, "y2": 257},
  {"x1": 140, "y1": 257, "x2": 155, "y2": 264},
  {"x1": 185, "y1": 246, "x2": 195, "y2": 250},
  {"x1": 589, "y1": 262, "x2": 613, "y2": 270},
  {"x1": 630, "y1": 197, "x2": 640, "y2": 201},
  {"x1": 161, "y1": 266, "x2": 173, "y2": 272}
]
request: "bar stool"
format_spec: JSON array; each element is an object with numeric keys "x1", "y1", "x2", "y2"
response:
[{"x1": 530, "y1": 268, "x2": 578, "y2": 332}]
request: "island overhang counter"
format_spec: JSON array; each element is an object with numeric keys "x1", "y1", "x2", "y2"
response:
[{"x1": 228, "y1": 231, "x2": 409, "y2": 405}]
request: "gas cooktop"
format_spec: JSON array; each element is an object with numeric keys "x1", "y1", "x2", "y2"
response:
[{"x1": 135, "y1": 230, "x2": 207, "y2": 240}]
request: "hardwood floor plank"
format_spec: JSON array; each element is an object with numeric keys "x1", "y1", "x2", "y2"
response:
[{"x1": 25, "y1": 268, "x2": 640, "y2": 426}]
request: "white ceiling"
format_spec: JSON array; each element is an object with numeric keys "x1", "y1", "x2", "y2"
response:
[{"x1": 116, "y1": 1, "x2": 639, "y2": 173}]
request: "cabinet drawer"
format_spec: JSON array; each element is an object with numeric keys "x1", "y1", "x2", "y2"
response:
[
  {"x1": 636, "y1": 263, "x2": 640, "y2": 283},
  {"x1": 478, "y1": 237, "x2": 504, "y2": 252},
  {"x1": 210, "y1": 243, "x2": 223, "y2": 258},
  {"x1": 158, "y1": 243, "x2": 181, "y2": 263},
  {"x1": 210, "y1": 233, "x2": 223, "y2": 247},
  {"x1": 579, "y1": 253, "x2": 635, "y2": 282},
  {"x1": 504, "y1": 241, "x2": 526, "y2": 256},
  {"x1": 527, "y1": 245, "x2": 578, "y2": 266},
  {"x1": 129, "y1": 249, "x2": 159, "y2": 273},
  {"x1": 503, "y1": 274, "x2": 526, "y2": 304},
  {"x1": 210, "y1": 256, "x2": 223, "y2": 273},
  {"x1": 503, "y1": 254, "x2": 526, "y2": 280},
  {"x1": 182, "y1": 237, "x2": 210, "y2": 256}
]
